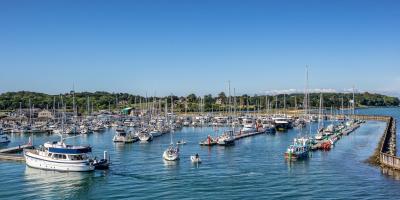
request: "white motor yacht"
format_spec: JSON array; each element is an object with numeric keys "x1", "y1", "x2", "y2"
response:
[{"x1": 24, "y1": 140, "x2": 95, "y2": 172}]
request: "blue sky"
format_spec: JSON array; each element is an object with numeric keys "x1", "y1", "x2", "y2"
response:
[{"x1": 0, "y1": 0, "x2": 399, "y2": 96}]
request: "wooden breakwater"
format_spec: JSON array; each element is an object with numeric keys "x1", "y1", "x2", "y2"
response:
[
  {"x1": 358, "y1": 115, "x2": 400, "y2": 171},
  {"x1": 378, "y1": 118, "x2": 399, "y2": 170}
]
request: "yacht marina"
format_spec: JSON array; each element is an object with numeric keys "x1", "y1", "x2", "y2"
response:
[
  {"x1": 0, "y1": 107, "x2": 399, "y2": 199},
  {"x1": 0, "y1": 103, "x2": 366, "y2": 166}
]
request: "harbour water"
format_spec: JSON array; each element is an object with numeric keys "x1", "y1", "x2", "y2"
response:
[{"x1": 1, "y1": 108, "x2": 400, "y2": 199}]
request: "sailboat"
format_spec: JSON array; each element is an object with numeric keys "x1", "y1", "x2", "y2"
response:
[
  {"x1": 163, "y1": 96, "x2": 180, "y2": 161},
  {"x1": 163, "y1": 127, "x2": 179, "y2": 161},
  {"x1": 314, "y1": 93, "x2": 325, "y2": 140}
]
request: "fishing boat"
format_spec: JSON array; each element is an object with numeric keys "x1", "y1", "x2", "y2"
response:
[
  {"x1": 24, "y1": 139, "x2": 95, "y2": 172},
  {"x1": 285, "y1": 137, "x2": 311, "y2": 161},
  {"x1": 190, "y1": 153, "x2": 202, "y2": 163},
  {"x1": 0, "y1": 128, "x2": 10, "y2": 143}
]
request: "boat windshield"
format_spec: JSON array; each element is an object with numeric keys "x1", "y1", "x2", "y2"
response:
[{"x1": 69, "y1": 154, "x2": 85, "y2": 160}]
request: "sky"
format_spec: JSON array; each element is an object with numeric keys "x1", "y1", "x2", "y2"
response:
[{"x1": 0, "y1": 0, "x2": 399, "y2": 97}]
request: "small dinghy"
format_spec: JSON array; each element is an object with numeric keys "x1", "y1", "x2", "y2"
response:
[
  {"x1": 191, "y1": 154, "x2": 201, "y2": 163},
  {"x1": 93, "y1": 151, "x2": 110, "y2": 170}
]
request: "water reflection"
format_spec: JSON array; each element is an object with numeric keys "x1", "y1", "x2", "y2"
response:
[
  {"x1": 381, "y1": 167, "x2": 400, "y2": 181},
  {"x1": 163, "y1": 160, "x2": 180, "y2": 169},
  {"x1": 114, "y1": 142, "x2": 134, "y2": 152},
  {"x1": 24, "y1": 167, "x2": 95, "y2": 199},
  {"x1": 286, "y1": 158, "x2": 310, "y2": 173}
]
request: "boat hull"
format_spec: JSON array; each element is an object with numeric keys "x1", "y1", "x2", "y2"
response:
[
  {"x1": 163, "y1": 152, "x2": 179, "y2": 161},
  {"x1": 218, "y1": 139, "x2": 235, "y2": 146},
  {"x1": 284, "y1": 151, "x2": 309, "y2": 161},
  {"x1": 24, "y1": 151, "x2": 94, "y2": 172}
]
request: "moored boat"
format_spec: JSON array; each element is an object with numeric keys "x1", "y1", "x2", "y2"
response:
[
  {"x1": 217, "y1": 130, "x2": 235, "y2": 146},
  {"x1": 0, "y1": 128, "x2": 10, "y2": 143},
  {"x1": 138, "y1": 130, "x2": 153, "y2": 142},
  {"x1": 113, "y1": 127, "x2": 135, "y2": 143}
]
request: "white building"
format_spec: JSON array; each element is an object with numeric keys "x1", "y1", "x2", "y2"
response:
[{"x1": 38, "y1": 110, "x2": 53, "y2": 119}]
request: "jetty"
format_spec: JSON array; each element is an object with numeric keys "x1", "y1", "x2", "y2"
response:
[
  {"x1": 0, "y1": 144, "x2": 33, "y2": 161},
  {"x1": 0, "y1": 144, "x2": 34, "y2": 154},
  {"x1": 311, "y1": 121, "x2": 363, "y2": 151},
  {"x1": 234, "y1": 130, "x2": 265, "y2": 140}
]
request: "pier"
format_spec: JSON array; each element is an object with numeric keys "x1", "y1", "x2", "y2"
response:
[
  {"x1": 0, "y1": 144, "x2": 34, "y2": 154},
  {"x1": 0, "y1": 144, "x2": 33, "y2": 161},
  {"x1": 234, "y1": 131, "x2": 265, "y2": 140},
  {"x1": 310, "y1": 122, "x2": 362, "y2": 151}
]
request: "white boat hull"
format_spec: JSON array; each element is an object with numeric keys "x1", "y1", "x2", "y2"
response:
[
  {"x1": 163, "y1": 151, "x2": 179, "y2": 161},
  {"x1": 113, "y1": 136, "x2": 135, "y2": 143},
  {"x1": 24, "y1": 151, "x2": 94, "y2": 172},
  {"x1": 150, "y1": 131, "x2": 162, "y2": 137},
  {"x1": 139, "y1": 134, "x2": 153, "y2": 142}
]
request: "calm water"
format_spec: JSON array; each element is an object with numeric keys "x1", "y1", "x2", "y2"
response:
[{"x1": 1, "y1": 107, "x2": 400, "y2": 200}]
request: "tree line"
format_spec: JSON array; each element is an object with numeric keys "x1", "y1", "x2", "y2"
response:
[{"x1": 0, "y1": 91, "x2": 398, "y2": 113}]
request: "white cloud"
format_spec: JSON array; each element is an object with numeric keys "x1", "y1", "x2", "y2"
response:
[{"x1": 262, "y1": 88, "x2": 337, "y2": 95}]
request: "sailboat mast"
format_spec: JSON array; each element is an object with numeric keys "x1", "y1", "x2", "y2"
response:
[
  {"x1": 352, "y1": 86, "x2": 355, "y2": 115},
  {"x1": 317, "y1": 93, "x2": 324, "y2": 130},
  {"x1": 72, "y1": 83, "x2": 76, "y2": 118},
  {"x1": 234, "y1": 88, "x2": 236, "y2": 118}
]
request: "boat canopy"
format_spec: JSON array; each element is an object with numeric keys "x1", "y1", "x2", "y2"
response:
[{"x1": 48, "y1": 146, "x2": 92, "y2": 154}]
